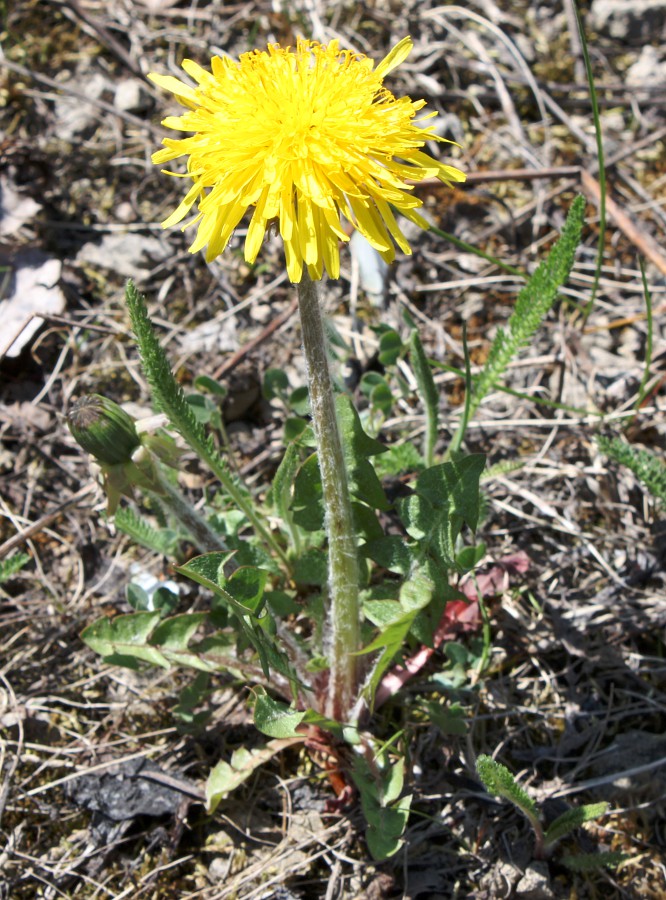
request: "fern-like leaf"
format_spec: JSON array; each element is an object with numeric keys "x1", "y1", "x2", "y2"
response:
[
  {"x1": 125, "y1": 282, "x2": 237, "y2": 490},
  {"x1": 476, "y1": 754, "x2": 539, "y2": 821},
  {"x1": 114, "y1": 506, "x2": 179, "y2": 555},
  {"x1": 0, "y1": 552, "x2": 31, "y2": 583},
  {"x1": 125, "y1": 282, "x2": 287, "y2": 567},
  {"x1": 560, "y1": 851, "x2": 629, "y2": 872},
  {"x1": 469, "y1": 195, "x2": 585, "y2": 418},
  {"x1": 597, "y1": 434, "x2": 666, "y2": 503}
]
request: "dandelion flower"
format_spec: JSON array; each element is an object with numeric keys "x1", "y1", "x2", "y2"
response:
[{"x1": 150, "y1": 37, "x2": 466, "y2": 283}]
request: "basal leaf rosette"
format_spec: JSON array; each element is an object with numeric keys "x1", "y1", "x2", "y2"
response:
[{"x1": 150, "y1": 37, "x2": 466, "y2": 283}]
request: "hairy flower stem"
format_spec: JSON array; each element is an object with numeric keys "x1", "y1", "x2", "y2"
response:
[{"x1": 297, "y1": 272, "x2": 360, "y2": 721}]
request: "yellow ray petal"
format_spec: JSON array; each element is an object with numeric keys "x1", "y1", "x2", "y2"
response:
[{"x1": 374, "y1": 37, "x2": 413, "y2": 78}]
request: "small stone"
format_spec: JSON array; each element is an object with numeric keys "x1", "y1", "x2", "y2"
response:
[
  {"x1": 626, "y1": 45, "x2": 666, "y2": 84},
  {"x1": 515, "y1": 861, "x2": 554, "y2": 899},
  {"x1": 114, "y1": 78, "x2": 152, "y2": 114},
  {"x1": 0, "y1": 249, "x2": 65, "y2": 358},
  {"x1": 250, "y1": 302, "x2": 272, "y2": 324},
  {"x1": 76, "y1": 231, "x2": 170, "y2": 280},
  {"x1": 54, "y1": 72, "x2": 108, "y2": 141},
  {"x1": 590, "y1": 0, "x2": 666, "y2": 42},
  {"x1": 115, "y1": 202, "x2": 135, "y2": 223}
]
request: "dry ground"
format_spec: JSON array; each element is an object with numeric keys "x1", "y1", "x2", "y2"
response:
[{"x1": 2, "y1": 0, "x2": 666, "y2": 897}]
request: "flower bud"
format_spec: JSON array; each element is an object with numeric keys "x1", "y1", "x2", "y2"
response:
[{"x1": 67, "y1": 395, "x2": 141, "y2": 466}]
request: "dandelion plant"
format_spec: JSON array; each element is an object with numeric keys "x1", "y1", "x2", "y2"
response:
[
  {"x1": 67, "y1": 34, "x2": 595, "y2": 859},
  {"x1": 148, "y1": 36, "x2": 465, "y2": 721}
]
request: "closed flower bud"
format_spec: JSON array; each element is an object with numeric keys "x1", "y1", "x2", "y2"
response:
[{"x1": 67, "y1": 395, "x2": 141, "y2": 466}]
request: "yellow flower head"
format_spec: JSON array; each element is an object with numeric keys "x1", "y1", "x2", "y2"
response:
[{"x1": 150, "y1": 37, "x2": 466, "y2": 283}]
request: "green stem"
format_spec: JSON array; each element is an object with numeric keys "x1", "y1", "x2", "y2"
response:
[
  {"x1": 448, "y1": 322, "x2": 473, "y2": 456},
  {"x1": 409, "y1": 330, "x2": 438, "y2": 467},
  {"x1": 297, "y1": 272, "x2": 360, "y2": 721},
  {"x1": 138, "y1": 452, "x2": 228, "y2": 555},
  {"x1": 574, "y1": 0, "x2": 606, "y2": 322}
]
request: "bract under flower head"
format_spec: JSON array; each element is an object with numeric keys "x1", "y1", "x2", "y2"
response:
[{"x1": 150, "y1": 37, "x2": 466, "y2": 283}]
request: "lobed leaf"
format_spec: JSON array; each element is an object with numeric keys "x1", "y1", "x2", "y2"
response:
[
  {"x1": 352, "y1": 753, "x2": 412, "y2": 860},
  {"x1": 362, "y1": 535, "x2": 414, "y2": 574},
  {"x1": 206, "y1": 737, "x2": 304, "y2": 813},
  {"x1": 398, "y1": 455, "x2": 485, "y2": 570},
  {"x1": 81, "y1": 612, "x2": 168, "y2": 668},
  {"x1": 252, "y1": 686, "x2": 306, "y2": 738},
  {"x1": 336, "y1": 393, "x2": 389, "y2": 511}
]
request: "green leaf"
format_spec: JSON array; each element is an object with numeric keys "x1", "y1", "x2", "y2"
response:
[
  {"x1": 175, "y1": 553, "x2": 297, "y2": 682},
  {"x1": 289, "y1": 385, "x2": 310, "y2": 416},
  {"x1": 293, "y1": 548, "x2": 328, "y2": 586},
  {"x1": 175, "y1": 553, "x2": 260, "y2": 618},
  {"x1": 469, "y1": 196, "x2": 585, "y2": 418},
  {"x1": 222, "y1": 566, "x2": 268, "y2": 616},
  {"x1": 151, "y1": 613, "x2": 207, "y2": 650},
  {"x1": 0, "y1": 552, "x2": 30, "y2": 583},
  {"x1": 114, "y1": 506, "x2": 179, "y2": 556},
  {"x1": 363, "y1": 599, "x2": 404, "y2": 628},
  {"x1": 186, "y1": 392, "x2": 216, "y2": 425},
  {"x1": 375, "y1": 441, "x2": 424, "y2": 477},
  {"x1": 359, "y1": 567, "x2": 435, "y2": 705},
  {"x1": 82, "y1": 610, "x2": 230, "y2": 674},
  {"x1": 292, "y1": 397, "x2": 390, "y2": 530},
  {"x1": 399, "y1": 567, "x2": 435, "y2": 612},
  {"x1": 126, "y1": 581, "x2": 179, "y2": 615},
  {"x1": 476, "y1": 755, "x2": 538, "y2": 820},
  {"x1": 81, "y1": 612, "x2": 169, "y2": 668},
  {"x1": 291, "y1": 453, "x2": 324, "y2": 531},
  {"x1": 126, "y1": 582, "x2": 150, "y2": 610},
  {"x1": 336, "y1": 394, "x2": 389, "y2": 511},
  {"x1": 352, "y1": 502, "x2": 384, "y2": 542},
  {"x1": 456, "y1": 542, "x2": 486, "y2": 572},
  {"x1": 398, "y1": 455, "x2": 485, "y2": 570},
  {"x1": 270, "y1": 440, "x2": 300, "y2": 521},
  {"x1": 559, "y1": 851, "x2": 629, "y2": 872},
  {"x1": 284, "y1": 417, "x2": 311, "y2": 443},
  {"x1": 352, "y1": 753, "x2": 412, "y2": 860},
  {"x1": 362, "y1": 536, "x2": 414, "y2": 574},
  {"x1": 124, "y1": 281, "x2": 241, "y2": 496},
  {"x1": 409, "y1": 330, "x2": 439, "y2": 466},
  {"x1": 360, "y1": 372, "x2": 394, "y2": 416},
  {"x1": 263, "y1": 367, "x2": 290, "y2": 402},
  {"x1": 359, "y1": 612, "x2": 415, "y2": 706},
  {"x1": 424, "y1": 701, "x2": 468, "y2": 736},
  {"x1": 209, "y1": 509, "x2": 246, "y2": 539},
  {"x1": 206, "y1": 737, "x2": 304, "y2": 813},
  {"x1": 545, "y1": 802, "x2": 609, "y2": 847},
  {"x1": 194, "y1": 374, "x2": 228, "y2": 398},
  {"x1": 265, "y1": 590, "x2": 300, "y2": 617},
  {"x1": 417, "y1": 457, "x2": 486, "y2": 531},
  {"x1": 173, "y1": 672, "x2": 211, "y2": 727},
  {"x1": 597, "y1": 435, "x2": 666, "y2": 504},
  {"x1": 360, "y1": 611, "x2": 415, "y2": 656},
  {"x1": 252, "y1": 686, "x2": 306, "y2": 738},
  {"x1": 377, "y1": 329, "x2": 403, "y2": 366}
]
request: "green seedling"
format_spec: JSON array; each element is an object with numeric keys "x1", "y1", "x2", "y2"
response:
[{"x1": 476, "y1": 755, "x2": 625, "y2": 869}]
